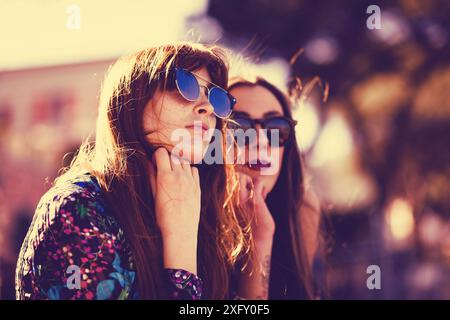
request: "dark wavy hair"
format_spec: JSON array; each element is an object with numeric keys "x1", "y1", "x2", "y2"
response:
[
  {"x1": 54, "y1": 43, "x2": 252, "y2": 299},
  {"x1": 229, "y1": 77, "x2": 322, "y2": 299}
]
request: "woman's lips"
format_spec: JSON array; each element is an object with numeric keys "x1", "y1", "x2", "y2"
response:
[
  {"x1": 185, "y1": 123, "x2": 209, "y2": 133},
  {"x1": 246, "y1": 160, "x2": 272, "y2": 170}
]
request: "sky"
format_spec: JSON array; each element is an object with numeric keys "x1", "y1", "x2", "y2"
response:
[{"x1": 0, "y1": 0, "x2": 210, "y2": 70}]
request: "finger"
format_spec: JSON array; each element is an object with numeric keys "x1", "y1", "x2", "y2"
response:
[
  {"x1": 262, "y1": 185, "x2": 270, "y2": 200},
  {"x1": 191, "y1": 166, "x2": 200, "y2": 186},
  {"x1": 180, "y1": 158, "x2": 192, "y2": 175},
  {"x1": 168, "y1": 152, "x2": 183, "y2": 171},
  {"x1": 238, "y1": 173, "x2": 247, "y2": 200},
  {"x1": 238, "y1": 173, "x2": 253, "y2": 203},
  {"x1": 147, "y1": 161, "x2": 157, "y2": 198},
  {"x1": 154, "y1": 147, "x2": 172, "y2": 172},
  {"x1": 238, "y1": 174, "x2": 248, "y2": 202},
  {"x1": 262, "y1": 185, "x2": 269, "y2": 200},
  {"x1": 253, "y1": 178, "x2": 265, "y2": 200}
]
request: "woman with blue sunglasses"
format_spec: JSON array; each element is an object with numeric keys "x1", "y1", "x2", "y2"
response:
[{"x1": 16, "y1": 43, "x2": 272, "y2": 300}]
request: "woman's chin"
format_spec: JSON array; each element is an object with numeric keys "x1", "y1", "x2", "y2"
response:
[
  {"x1": 172, "y1": 145, "x2": 208, "y2": 165},
  {"x1": 235, "y1": 164, "x2": 260, "y2": 178}
]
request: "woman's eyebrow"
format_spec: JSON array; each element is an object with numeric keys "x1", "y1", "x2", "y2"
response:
[{"x1": 263, "y1": 110, "x2": 283, "y2": 117}]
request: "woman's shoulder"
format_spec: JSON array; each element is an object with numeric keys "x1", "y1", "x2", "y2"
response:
[
  {"x1": 16, "y1": 171, "x2": 135, "y2": 300},
  {"x1": 39, "y1": 171, "x2": 103, "y2": 209},
  {"x1": 27, "y1": 171, "x2": 119, "y2": 246},
  {"x1": 38, "y1": 171, "x2": 105, "y2": 215}
]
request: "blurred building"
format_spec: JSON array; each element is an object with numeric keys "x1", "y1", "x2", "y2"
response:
[
  {"x1": 0, "y1": 60, "x2": 113, "y2": 299},
  {"x1": 1, "y1": 0, "x2": 450, "y2": 300}
]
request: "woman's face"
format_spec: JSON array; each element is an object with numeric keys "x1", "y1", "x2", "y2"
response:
[
  {"x1": 229, "y1": 85, "x2": 285, "y2": 193},
  {"x1": 143, "y1": 67, "x2": 217, "y2": 164}
]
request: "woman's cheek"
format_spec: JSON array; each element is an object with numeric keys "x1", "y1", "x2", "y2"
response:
[
  {"x1": 167, "y1": 129, "x2": 209, "y2": 164},
  {"x1": 275, "y1": 146, "x2": 284, "y2": 175}
]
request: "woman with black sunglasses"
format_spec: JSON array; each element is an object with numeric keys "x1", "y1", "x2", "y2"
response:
[
  {"x1": 15, "y1": 43, "x2": 271, "y2": 300},
  {"x1": 229, "y1": 77, "x2": 324, "y2": 300}
]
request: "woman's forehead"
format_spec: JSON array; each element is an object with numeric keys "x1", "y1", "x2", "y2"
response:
[
  {"x1": 192, "y1": 67, "x2": 212, "y2": 83},
  {"x1": 231, "y1": 85, "x2": 283, "y2": 117}
]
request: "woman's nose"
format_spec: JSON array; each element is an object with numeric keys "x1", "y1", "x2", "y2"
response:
[
  {"x1": 249, "y1": 124, "x2": 270, "y2": 150},
  {"x1": 193, "y1": 102, "x2": 214, "y2": 117},
  {"x1": 193, "y1": 88, "x2": 214, "y2": 117}
]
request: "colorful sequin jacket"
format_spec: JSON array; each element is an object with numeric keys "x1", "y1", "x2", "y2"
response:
[{"x1": 15, "y1": 172, "x2": 202, "y2": 300}]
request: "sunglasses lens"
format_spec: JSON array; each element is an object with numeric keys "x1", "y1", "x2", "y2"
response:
[
  {"x1": 175, "y1": 69, "x2": 199, "y2": 101},
  {"x1": 209, "y1": 87, "x2": 233, "y2": 118},
  {"x1": 229, "y1": 117, "x2": 256, "y2": 147},
  {"x1": 264, "y1": 117, "x2": 293, "y2": 146},
  {"x1": 229, "y1": 118, "x2": 253, "y2": 130}
]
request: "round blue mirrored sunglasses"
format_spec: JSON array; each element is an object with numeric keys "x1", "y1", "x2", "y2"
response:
[{"x1": 171, "y1": 68, "x2": 236, "y2": 119}]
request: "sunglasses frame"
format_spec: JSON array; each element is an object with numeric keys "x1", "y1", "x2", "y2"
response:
[
  {"x1": 173, "y1": 68, "x2": 236, "y2": 119},
  {"x1": 230, "y1": 115, "x2": 298, "y2": 147}
]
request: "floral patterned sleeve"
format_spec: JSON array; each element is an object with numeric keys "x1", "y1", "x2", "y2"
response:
[{"x1": 16, "y1": 175, "x2": 203, "y2": 300}]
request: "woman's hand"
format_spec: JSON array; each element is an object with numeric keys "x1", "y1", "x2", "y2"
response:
[
  {"x1": 238, "y1": 173, "x2": 275, "y2": 241},
  {"x1": 237, "y1": 173, "x2": 275, "y2": 299},
  {"x1": 148, "y1": 147, "x2": 201, "y2": 274}
]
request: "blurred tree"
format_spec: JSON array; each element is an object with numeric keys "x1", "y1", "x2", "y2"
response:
[{"x1": 209, "y1": 0, "x2": 450, "y2": 299}]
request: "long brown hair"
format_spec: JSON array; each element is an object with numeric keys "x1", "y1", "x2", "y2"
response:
[
  {"x1": 55, "y1": 43, "x2": 250, "y2": 299},
  {"x1": 229, "y1": 77, "x2": 318, "y2": 299}
]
